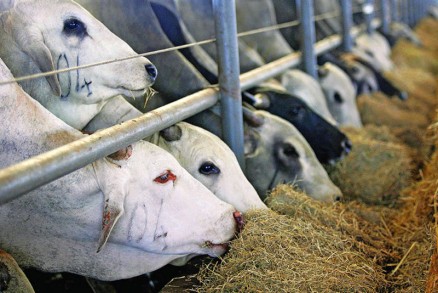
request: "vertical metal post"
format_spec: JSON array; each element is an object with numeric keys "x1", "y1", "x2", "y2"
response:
[
  {"x1": 409, "y1": 0, "x2": 415, "y2": 25},
  {"x1": 381, "y1": 0, "x2": 391, "y2": 34},
  {"x1": 341, "y1": 0, "x2": 353, "y2": 52},
  {"x1": 299, "y1": 0, "x2": 317, "y2": 79},
  {"x1": 212, "y1": 0, "x2": 245, "y2": 168},
  {"x1": 414, "y1": 0, "x2": 419, "y2": 23},
  {"x1": 401, "y1": 0, "x2": 408, "y2": 24},
  {"x1": 363, "y1": 0, "x2": 375, "y2": 34},
  {"x1": 390, "y1": 0, "x2": 399, "y2": 22}
]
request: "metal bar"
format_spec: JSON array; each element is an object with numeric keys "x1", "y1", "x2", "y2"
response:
[
  {"x1": 299, "y1": 0, "x2": 317, "y2": 78},
  {"x1": 0, "y1": 89, "x2": 219, "y2": 204},
  {"x1": 390, "y1": 0, "x2": 399, "y2": 22},
  {"x1": 402, "y1": 0, "x2": 408, "y2": 24},
  {"x1": 212, "y1": 0, "x2": 245, "y2": 169},
  {"x1": 381, "y1": 0, "x2": 391, "y2": 34},
  {"x1": 409, "y1": 0, "x2": 414, "y2": 25},
  {"x1": 0, "y1": 22, "x2": 370, "y2": 203},
  {"x1": 340, "y1": 0, "x2": 354, "y2": 52},
  {"x1": 363, "y1": 0, "x2": 375, "y2": 34}
]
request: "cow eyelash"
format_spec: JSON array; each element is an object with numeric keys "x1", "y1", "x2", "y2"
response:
[{"x1": 154, "y1": 170, "x2": 177, "y2": 184}]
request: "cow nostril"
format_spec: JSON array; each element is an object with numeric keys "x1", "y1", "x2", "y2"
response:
[
  {"x1": 145, "y1": 64, "x2": 158, "y2": 80},
  {"x1": 335, "y1": 195, "x2": 342, "y2": 202},
  {"x1": 342, "y1": 138, "x2": 353, "y2": 154},
  {"x1": 398, "y1": 91, "x2": 408, "y2": 101},
  {"x1": 233, "y1": 211, "x2": 244, "y2": 232}
]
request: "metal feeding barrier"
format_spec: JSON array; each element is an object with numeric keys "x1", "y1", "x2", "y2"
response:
[{"x1": 0, "y1": 0, "x2": 434, "y2": 203}]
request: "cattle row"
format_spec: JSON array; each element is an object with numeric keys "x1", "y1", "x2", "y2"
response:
[{"x1": 0, "y1": 0, "x2": 434, "y2": 291}]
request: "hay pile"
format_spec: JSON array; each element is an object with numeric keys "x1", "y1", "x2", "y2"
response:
[
  {"x1": 193, "y1": 18, "x2": 438, "y2": 293},
  {"x1": 196, "y1": 195, "x2": 389, "y2": 292},
  {"x1": 325, "y1": 126, "x2": 413, "y2": 205},
  {"x1": 358, "y1": 93, "x2": 430, "y2": 129},
  {"x1": 382, "y1": 116, "x2": 438, "y2": 291},
  {"x1": 391, "y1": 18, "x2": 438, "y2": 75},
  {"x1": 358, "y1": 17, "x2": 438, "y2": 163}
]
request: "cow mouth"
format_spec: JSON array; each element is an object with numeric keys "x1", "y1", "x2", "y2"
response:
[
  {"x1": 117, "y1": 86, "x2": 147, "y2": 96},
  {"x1": 203, "y1": 241, "x2": 230, "y2": 257}
]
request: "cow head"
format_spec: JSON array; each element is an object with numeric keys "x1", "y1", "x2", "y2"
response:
[
  {"x1": 0, "y1": 0, "x2": 157, "y2": 129},
  {"x1": 243, "y1": 109, "x2": 343, "y2": 202},
  {"x1": 337, "y1": 54, "x2": 380, "y2": 96},
  {"x1": 157, "y1": 122, "x2": 267, "y2": 212},
  {"x1": 353, "y1": 33, "x2": 394, "y2": 72},
  {"x1": 246, "y1": 87, "x2": 352, "y2": 165},
  {"x1": 280, "y1": 69, "x2": 338, "y2": 125},
  {"x1": 318, "y1": 62, "x2": 363, "y2": 128},
  {"x1": 0, "y1": 57, "x2": 237, "y2": 281}
]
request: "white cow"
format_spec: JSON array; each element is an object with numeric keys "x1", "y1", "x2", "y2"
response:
[
  {"x1": 86, "y1": 99, "x2": 268, "y2": 212},
  {"x1": 389, "y1": 22, "x2": 423, "y2": 47},
  {"x1": 0, "y1": 0, "x2": 157, "y2": 129},
  {"x1": 244, "y1": 110, "x2": 343, "y2": 202},
  {"x1": 318, "y1": 63, "x2": 363, "y2": 128},
  {"x1": 0, "y1": 0, "x2": 267, "y2": 214},
  {"x1": 153, "y1": 122, "x2": 267, "y2": 212},
  {"x1": 354, "y1": 32, "x2": 394, "y2": 72},
  {"x1": 0, "y1": 58, "x2": 238, "y2": 281}
]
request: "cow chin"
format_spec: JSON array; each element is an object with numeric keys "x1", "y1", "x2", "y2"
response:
[
  {"x1": 168, "y1": 242, "x2": 229, "y2": 266},
  {"x1": 169, "y1": 254, "x2": 198, "y2": 266},
  {"x1": 116, "y1": 86, "x2": 149, "y2": 98}
]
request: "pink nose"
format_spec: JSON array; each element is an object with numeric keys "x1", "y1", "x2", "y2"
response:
[{"x1": 233, "y1": 211, "x2": 244, "y2": 232}]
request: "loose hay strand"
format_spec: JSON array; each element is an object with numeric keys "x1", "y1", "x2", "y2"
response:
[{"x1": 389, "y1": 242, "x2": 417, "y2": 277}]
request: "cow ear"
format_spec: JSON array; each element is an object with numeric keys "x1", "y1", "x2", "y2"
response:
[
  {"x1": 160, "y1": 124, "x2": 182, "y2": 142},
  {"x1": 317, "y1": 65, "x2": 329, "y2": 78},
  {"x1": 108, "y1": 145, "x2": 133, "y2": 162},
  {"x1": 243, "y1": 91, "x2": 270, "y2": 109},
  {"x1": 243, "y1": 107, "x2": 265, "y2": 127},
  {"x1": 13, "y1": 26, "x2": 61, "y2": 96},
  {"x1": 92, "y1": 158, "x2": 130, "y2": 253},
  {"x1": 244, "y1": 127, "x2": 260, "y2": 157}
]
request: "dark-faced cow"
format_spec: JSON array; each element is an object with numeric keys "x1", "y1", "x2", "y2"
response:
[{"x1": 245, "y1": 86, "x2": 352, "y2": 165}]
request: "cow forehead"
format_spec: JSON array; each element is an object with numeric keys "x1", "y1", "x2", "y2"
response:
[
  {"x1": 13, "y1": 0, "x2": 99, "y2": 30},
  {"x1": 129, "y1": 141, "x2": 183, "y2": 174},
  {"x1": 174, "y1": 123, "x2": 233, "y2": 160},
  {"x1": 256, "y1": 111, "x2": 308, "y2": 154}
]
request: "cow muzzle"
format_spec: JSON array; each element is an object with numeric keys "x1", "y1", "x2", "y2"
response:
[{"x1": 233, "y1": 211, "x2": 245, "y2": 233}]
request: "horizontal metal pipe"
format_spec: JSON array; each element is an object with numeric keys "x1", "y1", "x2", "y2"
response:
[
  {"x1": 0, "y1": 88, "x2": 219, "y2": 204},
  {"x1": 0, "y1": 21, "x2": 374, "y2": 204}
]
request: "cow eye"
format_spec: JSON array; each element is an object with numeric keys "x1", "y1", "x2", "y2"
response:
[
  {"x1": 364, "y1": 50, "x2": 374, "y2": 57},
  {"x1": 334, "y1": 92, "x2": 344, "y2": 103},
  {"x1": 351, "y1": 66, "x2": 359, "y2": 74},
  {"x1": 289, "y1": 106, "x2": 303, "y2": 116},
  {"x1": 154, "y1": 170, "x2": 177, "y2": 184},
  {"x1": 283, "y1": 144, "x2": 299, "y2": 158},
  {"x1": 199, "y1": 162, "x2": 220, "y2": 175},
  {"x1": 63, "y1": 18, "x2": 87, "y2": 37}
]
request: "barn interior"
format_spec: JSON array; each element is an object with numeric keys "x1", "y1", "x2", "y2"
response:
[{"x1": 0, "y1": 0, "x2": 437, "y2": 293}]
